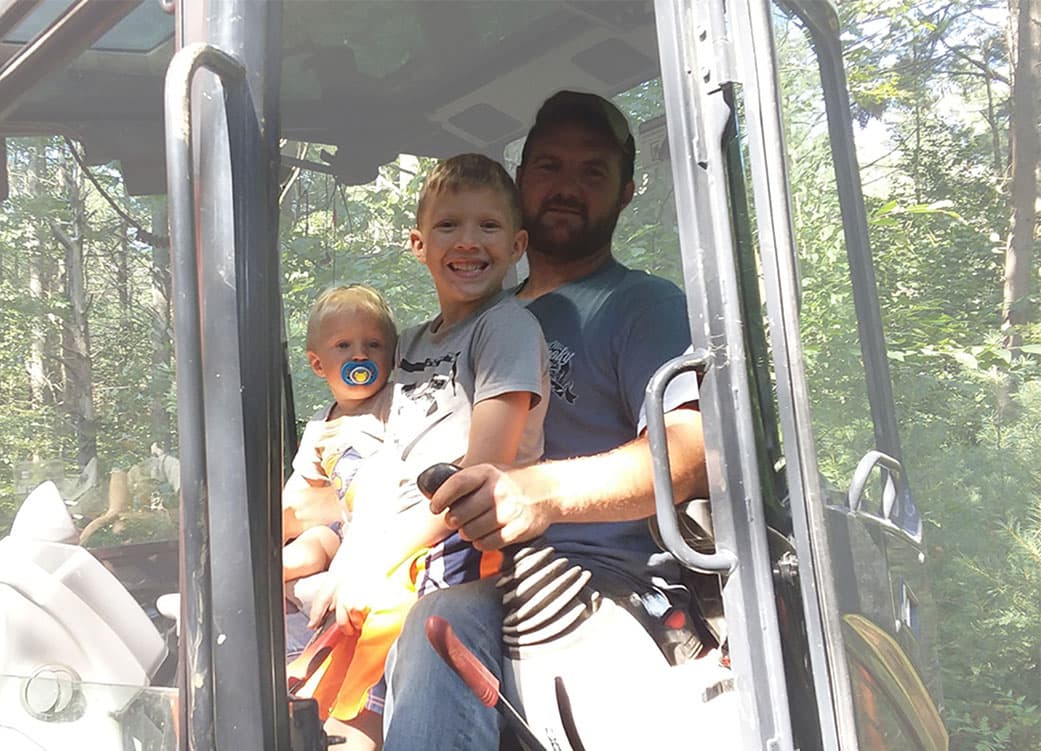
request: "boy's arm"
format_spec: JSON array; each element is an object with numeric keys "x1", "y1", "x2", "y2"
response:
[
  {"x1": 322, "y1": 390, "x2": 535, "y2": 631},
  {"x1": 344, "y1": 390, "x2": 533, "y2": 574},
  {"x1": 463, "y1": 390, "x2": 533, "y2": 466},
  {"x1": 393, "y1": 389, "x2": 532, "y2": 551},
  {"x1": 390, "y1": 305, "x2": 545, "y2": 551}
]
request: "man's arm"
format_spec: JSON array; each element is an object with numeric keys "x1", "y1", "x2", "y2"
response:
[{"x1": 430, "y1": 405, "x2": 706, "y2": 551}]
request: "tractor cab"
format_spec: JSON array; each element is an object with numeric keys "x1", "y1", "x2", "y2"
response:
[{"x1": 0, "y1": 1, "x2": 946, "y2": 749}]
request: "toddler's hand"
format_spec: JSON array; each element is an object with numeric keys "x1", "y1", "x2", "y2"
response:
[
  {"x1": 333, "y1": 577, "x2": 375, "y2": 635},
  {"x1": 307, "y1": 576, "x2": 338, "y2": 629}
]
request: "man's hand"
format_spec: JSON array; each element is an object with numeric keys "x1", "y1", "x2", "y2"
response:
[{"x1": 428, "y1": 464, "x2": 556, "y2": 551}]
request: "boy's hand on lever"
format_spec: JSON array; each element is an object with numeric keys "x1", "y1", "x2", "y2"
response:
[{"x1": 429, "y1": 464, "x2": 557, "y2": 551}]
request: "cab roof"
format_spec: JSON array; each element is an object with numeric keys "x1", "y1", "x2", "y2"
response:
[{"x1": 0, "y1": 0, "x2": 659, "y2": 194}]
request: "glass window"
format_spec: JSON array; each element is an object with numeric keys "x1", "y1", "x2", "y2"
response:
[
  {"x1": 2, "y1": 0, "x2": 173, "y2": 52},
  {"x1": 0, "y1": 3, "x2": 688, "y2": 742},
  {"x1": 771, "y1": 8, "x2": 878, "y2": 492}
]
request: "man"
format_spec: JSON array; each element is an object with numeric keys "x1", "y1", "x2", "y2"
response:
[{"x1": 382, "y1": 91, "x2": 709, "y2": 750}]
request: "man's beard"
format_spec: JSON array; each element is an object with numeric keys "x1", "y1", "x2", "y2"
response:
[{"x1": 524, "y1": 198, "x2": 624, "y2": 263}]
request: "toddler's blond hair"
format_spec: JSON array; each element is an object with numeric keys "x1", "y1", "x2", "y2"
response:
[{"x1": 305, "y1": 284, "x2": 396, "y2": 352}]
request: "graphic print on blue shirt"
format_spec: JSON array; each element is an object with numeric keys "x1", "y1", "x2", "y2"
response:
[{"x1": 546, "y1": 340, "x2": 578, "y2": 404}]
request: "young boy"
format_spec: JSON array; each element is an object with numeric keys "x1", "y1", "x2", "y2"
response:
[
  {"x1": 302, "y1": 154, "x2": 549, "y2": 749},
  {"x1": 281, "y1": 284, "x2": 396, "y2": 616}
]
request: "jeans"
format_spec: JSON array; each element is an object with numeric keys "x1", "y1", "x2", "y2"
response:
[
  {"x1": 382, "y1": 578, "x2": 505, "y2": 751},
  {"x1": 284, "y1": 603, "x2": 314, "y2": 661}
]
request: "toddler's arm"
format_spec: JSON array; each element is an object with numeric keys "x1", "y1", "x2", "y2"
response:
[
  {"x1": 282, "y1": 470, "x2": 341, "y2": 542},
  {"x1": 283, "y1": 524, "x2": 341, "y2": 582}
]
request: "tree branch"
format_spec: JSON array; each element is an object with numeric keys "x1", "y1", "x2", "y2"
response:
[
  {"x1": 940, "y1": 39, "x2": 1011, "y2": 85},
  {"x1": 62, "y1": 137, "x2": 169, "y2": 248}
]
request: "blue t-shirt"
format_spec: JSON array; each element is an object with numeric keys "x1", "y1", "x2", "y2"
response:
[{"x1": 520, "y1": 258, "x2": 697, "y2": 604}]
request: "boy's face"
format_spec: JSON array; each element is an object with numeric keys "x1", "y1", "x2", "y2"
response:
[
  {"x1": 307, "y1": 309, "x2": 393, "y2": 410},
  {"x1": 409, "y1": 186, "x2": 527, "y2": 326}
]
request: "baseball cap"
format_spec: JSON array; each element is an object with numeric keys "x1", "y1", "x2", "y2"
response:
[{"x1": 521, "y1": 90, "x2": 636, "y2": 182}]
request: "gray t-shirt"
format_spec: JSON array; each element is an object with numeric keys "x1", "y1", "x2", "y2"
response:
[
  {"x1": 388, "y1": 290, "x2": 549, "y2": 592},
  {"x1": 390, "y1": 290, "x2": 549, "y2": 509},
  {"x1": 521, "y1": 258, "x2": 698, "y2": 604}
]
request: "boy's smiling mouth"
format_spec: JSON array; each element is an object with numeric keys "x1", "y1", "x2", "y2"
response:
[{"x1": 447, "y1": 260, "x2": 490, "y2": 274}]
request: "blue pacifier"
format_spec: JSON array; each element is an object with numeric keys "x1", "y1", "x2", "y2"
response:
[{"x1": 341, "y1": 360, "x2": 379, "y2": 387}]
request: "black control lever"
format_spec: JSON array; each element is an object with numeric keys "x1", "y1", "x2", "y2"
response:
[{"x1": 417, "y1": 462, "x2": 463, "y2": 499}]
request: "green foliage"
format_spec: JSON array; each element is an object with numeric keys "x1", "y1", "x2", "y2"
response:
[
  {"x1": 898, "y1": 359, "x2": 1041, "y2": 749},
  {"x1": 0, "y1": 138, "x2": 175, "y2": 537},
  {"x1": 279, "y1": 151, "x2": 439, "y2": 422},
  {"x1": 785, "y1": 3, "x2": 1040, "y2": 746},
  {"x1": 613, "y1": 79, "x2": 684, "y2": 285}
]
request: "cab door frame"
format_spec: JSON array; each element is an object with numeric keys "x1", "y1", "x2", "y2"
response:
[
  {"x1": 166, "y1": 1, "x2": 288, "y2": 749},
  {"x1": 654, "y1": 0, "x2": 803, "y2": 748},
  {"x1": 653, "y1": 0, "x2": 928, "y2": 748}
]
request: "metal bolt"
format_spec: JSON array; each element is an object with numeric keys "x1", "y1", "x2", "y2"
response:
[
  {"x1": 773, "y1": 552, "x2": 799, "y2": 585},
  {"x1": 23, "y1": 665, "x2": 79, "y2": 719}
]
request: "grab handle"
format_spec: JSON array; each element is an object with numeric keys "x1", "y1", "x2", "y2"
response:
[
  {"x1": 847, "y1": 450, "x2": 922, "y2": 544},
  {"x1": 164, "y1": 42, "x2": 252, "y2": 751},
  {"x1": 645, "y1": 351, "x2": 738, "y2": 574}
]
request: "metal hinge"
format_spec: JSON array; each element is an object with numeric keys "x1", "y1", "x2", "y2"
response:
[{"x1": 694, "y1": 0, "x2": 739, "y2": 90}]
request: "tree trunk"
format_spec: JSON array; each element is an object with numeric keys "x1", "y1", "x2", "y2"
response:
[
  {"x1": 1002, "y1": 0, "x2": 1041, "y2": 350},
  {"x1": 149, "y1": 200, "x2": 173, "y2": 450},
  {"x1": 117, "y1": 218, "x2": 131, "y2": 321},
  {"x1": 26, "y1": 144, "x2": 57, "y2": 423},
  {"x1": 55, "y1": 147, "x2": 97, "y2": 470},
  {"x1": 0, "y1": 137, "x2": 8, "y2": 204},
  {"x1": 983, "y1": 41, "x2": 1004, "y2": 180}
]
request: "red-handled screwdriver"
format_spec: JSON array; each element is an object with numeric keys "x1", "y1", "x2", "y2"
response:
[{"x1": 425, "y1": 615, "x2": 550, "y2": 751}]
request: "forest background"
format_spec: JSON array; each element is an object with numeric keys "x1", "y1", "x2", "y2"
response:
[{"x1": 0, "y1": 1, "x2": 1037, "y2": 748}]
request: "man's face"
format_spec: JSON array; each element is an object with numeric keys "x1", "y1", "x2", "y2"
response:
[{"x1": 517, "y1": 122, "x2": 635, "y2": 263}]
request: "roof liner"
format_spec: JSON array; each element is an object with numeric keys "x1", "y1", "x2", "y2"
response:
[{"x1": 1, "y1": 1, "x2": 659, "y2": 194}]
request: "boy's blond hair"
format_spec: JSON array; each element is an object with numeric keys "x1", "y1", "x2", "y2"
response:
[
  {"x1": 305, "y1": 284, "x2": 397, "y2": 352},
  {"x1": 415, "y1": 153, "x2": 521, "y2": 228}
]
